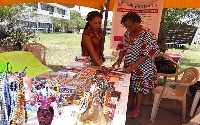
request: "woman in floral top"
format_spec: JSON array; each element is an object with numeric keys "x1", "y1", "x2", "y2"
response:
[
  {"x1": 81, "y1": 11, "x2": 109, "y2": 73},
  {"x1": 112, "y1": 12, "x2": 160, "y2": 118}
]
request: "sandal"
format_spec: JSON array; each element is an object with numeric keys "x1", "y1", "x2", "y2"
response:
[{"x1": 128, "y1": 109, "x2": 142, "y2": 118}]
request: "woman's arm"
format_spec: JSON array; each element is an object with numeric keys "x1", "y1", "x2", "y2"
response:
[
  {"x1": 123, "y1": 55, "x2": 148, "y2": 73},
  {"x1": 118, "y1": 51, "x2": 124, "y2": 62},
  {"x1": 134, "y1": 55, "x2": 148, "y2": 68},
  {"x1": 112, "y1": 51, "x2": 124, "y2": 69}
]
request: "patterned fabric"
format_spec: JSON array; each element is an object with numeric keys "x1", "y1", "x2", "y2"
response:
[
  {"x1": 81, "y1": 27, "x2": 105, "y2": 65},
  {"x1": 117, "y1": 27, "x2": 160, "y2": 94},
  {"x1": 37, "y1": 107, "x2": 54, "y2": 125}
]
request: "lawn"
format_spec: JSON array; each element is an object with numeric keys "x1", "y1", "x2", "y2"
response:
[
  {"x1": 35, "y1": 33, "x2": 200, "y2": 71},
  {"x1": 165, "y1": 46, "x2": 200, "y2": 71}
]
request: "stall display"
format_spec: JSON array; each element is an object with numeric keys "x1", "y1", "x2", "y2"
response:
[
  {"x1": 23, "y1": 66, "x2": 130, "y2": 125},
  {"x1": 64, "y1": 55, "x2": 91, "y2": 72},
  {"x1": 0, "y1": 70, "x2": 27, "y2": 125},
  {"x1": 0, "y1": 59, "x2": 131, "y2": 125}
]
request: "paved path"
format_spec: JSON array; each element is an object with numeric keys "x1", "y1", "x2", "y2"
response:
[{"x1": 125, "y1": 94, "x2": 194, "y2": 125}]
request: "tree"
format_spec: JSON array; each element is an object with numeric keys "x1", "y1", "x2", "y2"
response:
[
  {"x1": 52, "y1": 10, "x2": 86, "y2": 32},
  {"x1": 0, "y1": 4, "x2": 34, "y2": 51},
  {"x1": 0, "y1": 4, "x2": 26, "y2": 22},
  {"x1": 65, "y1": 10, "x2": 86, "y2": 32},
  {"x1": 52, "y1": 19, "x2": 62, "y2": 32},
  {"x1": 0, "y1": 4, "x2": 25, "y2": 40},
  {"x1": 158, "y1": 8, "x2": 200, "y2": 52}
]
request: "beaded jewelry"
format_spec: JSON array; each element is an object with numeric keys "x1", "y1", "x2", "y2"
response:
[
  {"x1": 11, "y1": 74, "x2": 25, "y2": 125},
  {"x1": 1, "y1": 72, "x2": 6, "y2": 124},
  {"x1": 8, "y1": 75, "x2": 17, "y2": 124},
  {"x1": 0, "y1": 72, "x2": 18, "y2": 125},
  {"x1": 90, "y1": 84, "x2": 102, "y2": 110},
  {"x1": 79, "y1": 92, "x2": 90, "y2": 113},
  {"x1": 4, "y1": 76, "x2": 9, "y2": 124}
]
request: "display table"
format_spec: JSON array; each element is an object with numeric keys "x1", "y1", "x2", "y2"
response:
[{"x1": 24, "y1": 68, "x2": 131, "y2": 125}]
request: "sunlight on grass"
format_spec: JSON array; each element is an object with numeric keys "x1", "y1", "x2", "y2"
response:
[
  {"x1": 35, "y1": 33, "x2": 200, "y2": 71},
  {"x1": 166, "y1": 45, "x2": 200, "y2": 71},
  {"x1": 36, "y1": 33, "x2": 114, "y2": 67}
]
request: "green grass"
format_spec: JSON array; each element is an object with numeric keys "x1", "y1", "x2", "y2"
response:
[
  {"x1": 166, "y1": 45, "x2": 200, "y2": 71},
  {"x1": 35, "y1": 33, "x2": 114, "y2": 67},
  {"x1": 34, "y1": 33, "x2": 200, "y2": 71}
]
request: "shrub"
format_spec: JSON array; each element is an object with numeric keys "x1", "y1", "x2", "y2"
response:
[{"x1": 0, "y1": 22, "x2": 34, "y2": 51}]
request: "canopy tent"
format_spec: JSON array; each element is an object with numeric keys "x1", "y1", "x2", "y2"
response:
[
  {"x1": 1, "y1": 0, "x2": 200, "y2": 37},
  {"x1": 1, "y1": 0, "x2": 200, "y2": 48},
  {"x1": 1, "y1": 0, "x2": 200, "y2": 10}
]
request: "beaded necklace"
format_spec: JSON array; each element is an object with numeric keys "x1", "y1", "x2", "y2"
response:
[
  {"x1": 3, "y1": 73, "x2": 10, "y2": 124},
  {"x1": 8, "y1": 74, "x2": 17, "y2": 124},
  {"x1": 11, "y1": 75, "x2": 25, "y2": 125},
  {"x1": 1, "y1": 72, "x2": 6, "y2": 125},
  {"x1": 0, "y1": 72, "x2": 15, "y2": 125},
  {"x1": 0, "y1": 68, "x2": 28, "y2": 125}
]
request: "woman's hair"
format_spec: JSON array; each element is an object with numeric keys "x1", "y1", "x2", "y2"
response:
[
  {"x1": 84, "y1": 11, "x2": 103, "y2": 31},
  {"x1": 120, "y1": 11, "x2": 142, "y2": 24}
]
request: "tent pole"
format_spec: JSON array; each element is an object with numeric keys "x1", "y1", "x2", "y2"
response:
[
  {"x1": 103, "y1": 0, "x2": 110, "y2": 40},
  {"x1": 103, "y1": 0, "x2": 110, "y2": 48}
]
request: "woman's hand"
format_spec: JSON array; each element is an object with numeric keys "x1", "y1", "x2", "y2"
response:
[
  {"x1": 123, "y1": 65, "x2": 136, "y2": 73},
  {"x1": 112, "y1": 61, "x2": 121, "y2": 69},
  {"x1": 100, "y1": 66, "x2": 111, "y2": 74}
]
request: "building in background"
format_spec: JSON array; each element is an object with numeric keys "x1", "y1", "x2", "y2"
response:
[{"x1": 22, "y1": 3, "x2": 74, "y2": 33}]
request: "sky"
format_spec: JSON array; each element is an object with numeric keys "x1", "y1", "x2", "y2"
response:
[{"x1": 71, "y1": 5, "x2": 113, "y2": 21}]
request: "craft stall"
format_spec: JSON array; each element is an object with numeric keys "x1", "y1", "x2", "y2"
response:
[{"x1": 0, "y1": 56, "x2": 131, "y2": 125}]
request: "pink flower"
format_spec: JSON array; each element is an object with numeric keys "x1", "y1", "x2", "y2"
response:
[
  {"x1": 135, "y1": 70, "x2": 143, "y2": 76},
  {"x1": 141, "y1": 84, "x2": 146, "y2": 89},
  {"x1": 142, "y1": 44, "x2": 146, "y2": 50},
  {"x1": 152, "y1": 76, "x2": 157, "y2": 81},
  {"x1": 149, "y1": 81, "x2": 152, "y2": 85},
  {"x1": 117, "y1": 44, "x2": 123, "y2": 50},
  {"x1": 149, "y1": 49, "x2": 156, "y2": 56}
]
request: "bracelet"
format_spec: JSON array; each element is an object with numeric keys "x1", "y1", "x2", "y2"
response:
[{"x1": 117, "y1": 59, "x2": 122, "y2": 62}]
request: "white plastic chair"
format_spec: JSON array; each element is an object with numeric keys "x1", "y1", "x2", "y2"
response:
[
  {"x1": 144, "y1": 52, "x2": 179, "y2": 105},
  {"x1": 150, "y1": 67, "x2": 199, "y2": 122}
]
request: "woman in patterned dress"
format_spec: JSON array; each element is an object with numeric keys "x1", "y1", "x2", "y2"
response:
[
  {"x1": 112, "y1": 12, "x2": 160, "y2": 118},
  {"x1": 81, "y1": 11, "x2": 109, "y2": 73}
]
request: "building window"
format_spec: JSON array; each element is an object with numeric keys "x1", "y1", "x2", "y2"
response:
[
  {"x1": 33, "y1": 22, "x2": 37, "y2": 28},
  {"x1": 38, "y1": 22, "x2": 41, "y2": 28},
  {"x1": 50, "y1": 6, "x2": 54, "y2": 13},
  {"x1": 62, "y1": 10, "x2": 65, "y2": 15},
  {"x1": 57, "y1": 8, "x2": 61, "y2": 14},
  {"x1": 41, "y1": 3, "x2": 47, "y2": 10},
  {"x1": 34, "y1": 3, "x2": 38, "y2": 9},
  {"x1": 49, "y1": 6, "x2": 54, "y2": 14}
]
